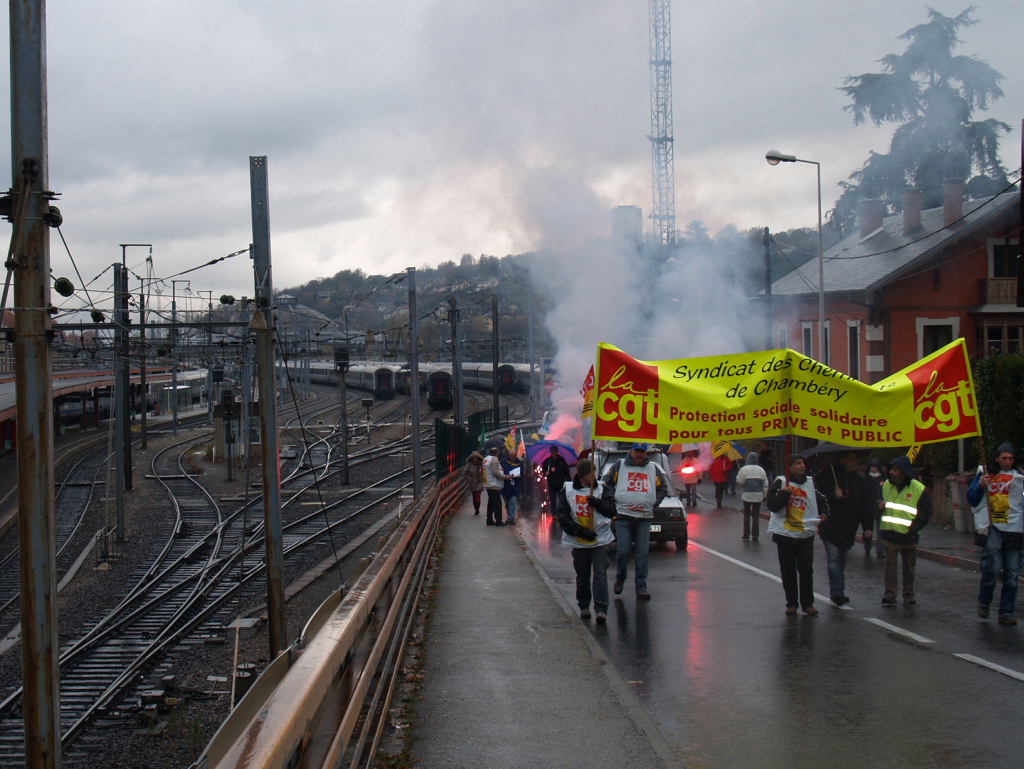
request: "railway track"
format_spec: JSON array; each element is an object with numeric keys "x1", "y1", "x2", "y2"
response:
[
  {"x1": 0, "y1": 381, "x2": 529, "y2": 765},
  {"x1": 0, "y1": 411, "x2": 218, "y2": 629},
  {"x1": 0, "y1": 409, "x2": 438, "y2": 764}
]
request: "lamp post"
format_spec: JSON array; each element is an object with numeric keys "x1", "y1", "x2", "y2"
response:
[{"x1": 765, "y1": 150, "x2": 825, "y2": 362}]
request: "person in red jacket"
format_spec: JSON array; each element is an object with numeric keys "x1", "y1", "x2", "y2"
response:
[{"x1": 709, "y1": 454, "x2": 733, "y2": 508}]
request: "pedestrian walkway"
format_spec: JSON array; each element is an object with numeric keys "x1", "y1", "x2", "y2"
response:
[{"x1": 412, "y1": 498, "x2": 681, "y2": 769}]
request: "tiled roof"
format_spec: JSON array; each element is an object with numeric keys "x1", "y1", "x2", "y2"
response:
[{"x1": 769, "y1": 191, "x2": 1019, "y2": 297}]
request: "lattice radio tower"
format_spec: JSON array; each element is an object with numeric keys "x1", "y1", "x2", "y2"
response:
[{"x1": 647, "y1": 0, "x2": 676, "y2": 247}]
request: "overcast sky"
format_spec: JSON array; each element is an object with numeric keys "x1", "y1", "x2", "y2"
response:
[{"x1": 2, "y1": 1, "x2": 1022, "y2": 312}]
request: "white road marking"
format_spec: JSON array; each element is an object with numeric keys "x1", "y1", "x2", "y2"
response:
[
  {"x1": 690, "y1": 540, "x2": 848, "y2": 609},
  {"x1": 953, "y1": 653, "x2": 1024, "y2": 683},
  {"x1": 863, "y1": 617, "x2": 935, "y2": 644},
  {"x1": 691, "y1": 543, "x2": 1024, "y2": 680}
]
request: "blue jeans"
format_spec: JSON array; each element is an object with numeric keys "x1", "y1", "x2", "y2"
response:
[
  {"x1": 503, "y1": 494, "x2": 517, "y2": 521},
  {"x1": 822, "y1": 538, "x2": 847, "y2": 597},
  {"x1": 979, "y1": 526, "x2": 1023, "y2": 617},
  {"x1": 615, "y1": 517, "x2": 651, "y2": 591}
]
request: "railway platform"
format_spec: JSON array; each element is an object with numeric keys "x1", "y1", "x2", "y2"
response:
[{"x1": 411, "y1": 496, "x2": 681, "y2": 769}]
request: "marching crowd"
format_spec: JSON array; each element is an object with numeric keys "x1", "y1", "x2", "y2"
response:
[{"x1": 465, "y1": 440, "x2": 1023, "y2": 627}]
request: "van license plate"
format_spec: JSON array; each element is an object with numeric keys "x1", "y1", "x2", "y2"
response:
[{"x1": 649, "y1": 524, "x2": 662, "y2": 532}]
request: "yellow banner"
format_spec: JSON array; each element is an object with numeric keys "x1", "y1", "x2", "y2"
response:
[{"x1": 593, "y1": 339, "x2": 979, "y2": 448}]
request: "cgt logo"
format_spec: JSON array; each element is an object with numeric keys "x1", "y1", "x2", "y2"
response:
[
  {"x1": 595, "y1": 347, "x2": 659, "y2": 440},
  {"x1": 906, "y1": 344, "x2": 978, "y2": 442}
]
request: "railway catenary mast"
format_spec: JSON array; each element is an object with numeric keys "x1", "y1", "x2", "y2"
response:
[
  {"x1": 10, "y1": 2, "x2": 62, "y2": 766},
  {"x1": 648, "y1": 0, "x2": 676, "y2": 247}
]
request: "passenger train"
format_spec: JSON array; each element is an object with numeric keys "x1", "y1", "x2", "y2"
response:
[{"x1": 297, "y1": 360, "x2": 534, "y2": 411}]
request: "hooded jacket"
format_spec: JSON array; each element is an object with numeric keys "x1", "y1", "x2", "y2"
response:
[
  {"x1": 735, "y1": 452, "x2": 768, "y2": 503},
  {"x1": 879, "y1": 456, "x2": 931, "y2": 544},
  {"x1": 463, "y1": 453, "x2": 484, "y2": 492}
]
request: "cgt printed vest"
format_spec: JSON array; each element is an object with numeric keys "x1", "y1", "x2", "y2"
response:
[
  {"x1": 984, "y1": 470, "x2": 1024, "y2": 533},
  {"x1": 613, "y1": 461, "x2": 657, "y2": 519},
  {"x1": 561, "y1": 481, "x2": 615, "y2": 548},
  {"x1": 768, "y1": 476, "x2": 820, "y2": 539}
]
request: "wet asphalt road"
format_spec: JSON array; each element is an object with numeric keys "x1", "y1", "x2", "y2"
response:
[{"x1": 521, "y1": 494, "x2": 1024, "y2": 769}]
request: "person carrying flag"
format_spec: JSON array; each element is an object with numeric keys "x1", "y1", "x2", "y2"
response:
[
  {"x1": 555, "y1": 458, "x2": 615, "y2": 623},
  {"x1": 968, "y1": 442, "x2": 1023, "y2": 625}
]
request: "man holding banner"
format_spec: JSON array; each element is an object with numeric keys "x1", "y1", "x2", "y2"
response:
[{"x1": 767, "y1": 455, "x2": 830, "y2": 615}]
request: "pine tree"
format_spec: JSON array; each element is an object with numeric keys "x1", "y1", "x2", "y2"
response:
[{"x1": 829, "y1": 8, "x2": 1010, "y2": 238}]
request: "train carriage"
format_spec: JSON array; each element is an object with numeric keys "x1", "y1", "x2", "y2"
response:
[{"x1": 426, "y1": 370, "x2": 453, "y2": 410}]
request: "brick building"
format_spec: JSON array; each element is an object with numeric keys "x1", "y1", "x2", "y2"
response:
[{"x1": 769, "y1": 182, "x2": 1021, "y2": 381}]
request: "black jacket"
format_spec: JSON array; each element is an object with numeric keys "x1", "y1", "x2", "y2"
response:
[
  {"x1": 542, "y1": 454, "x2": 571, "y2": 488},
  {"x1": 815, "y1": 465, "x2": 874, "y2": 549}
]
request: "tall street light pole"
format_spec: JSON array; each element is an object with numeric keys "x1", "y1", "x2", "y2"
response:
[{"x1": 765, "y1": 150, "x2": 825, "y2": 362}]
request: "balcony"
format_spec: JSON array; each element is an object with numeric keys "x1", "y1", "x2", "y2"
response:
[{"x1": 980, "y1": 277, "x2": 1018, "y2": 304}]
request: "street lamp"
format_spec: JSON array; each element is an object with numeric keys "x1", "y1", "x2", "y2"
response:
[{"x1": 765, "y1": 150, "x2": 826, "y2": 362}]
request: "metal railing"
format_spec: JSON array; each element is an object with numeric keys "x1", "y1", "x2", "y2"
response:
[{"x1": 193, "y1": 470, "x2": 466, "y2": 769}]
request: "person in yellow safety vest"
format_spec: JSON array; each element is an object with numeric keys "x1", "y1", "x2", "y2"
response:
[{"x1": 877, "y1": 455, "x2": 932, "y2": 605}]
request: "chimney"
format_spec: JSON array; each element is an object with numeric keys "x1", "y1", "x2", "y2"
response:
[
  {"x1": 943, "y1": 179, "x2": 964, "y2": 226},
  {"x1": 859, "y1": 198, "x2": 884, "y2": 240},
  {"x1": 903, "y1": 188, "x2": 921, "y2": 235}
]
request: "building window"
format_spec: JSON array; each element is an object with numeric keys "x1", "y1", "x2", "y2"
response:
[
  {"x1": 823, "y1": 321, "x2": 831, "y2": 366},
  {"x1": 801, "y1": 322, "x2": 813, "y2": 358},
  {"x1": 916, "y1": 317, "x2": 960, "y2": 360},
  {"x1": 777, "y1": 325, "x2": 788, "y2": 351},
  {"x1": 848, "y1": 322, "x2": 860, "y2": 380},
  {"x1": 991, "y1": 240, "x2": 1021, "y2": 278},
  {"x1": 979, "y1": 325, "x2": 1024, "y2": 356},
  {"x1": 923, "y1": 325, "x2": 953, "y2": 356}
]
